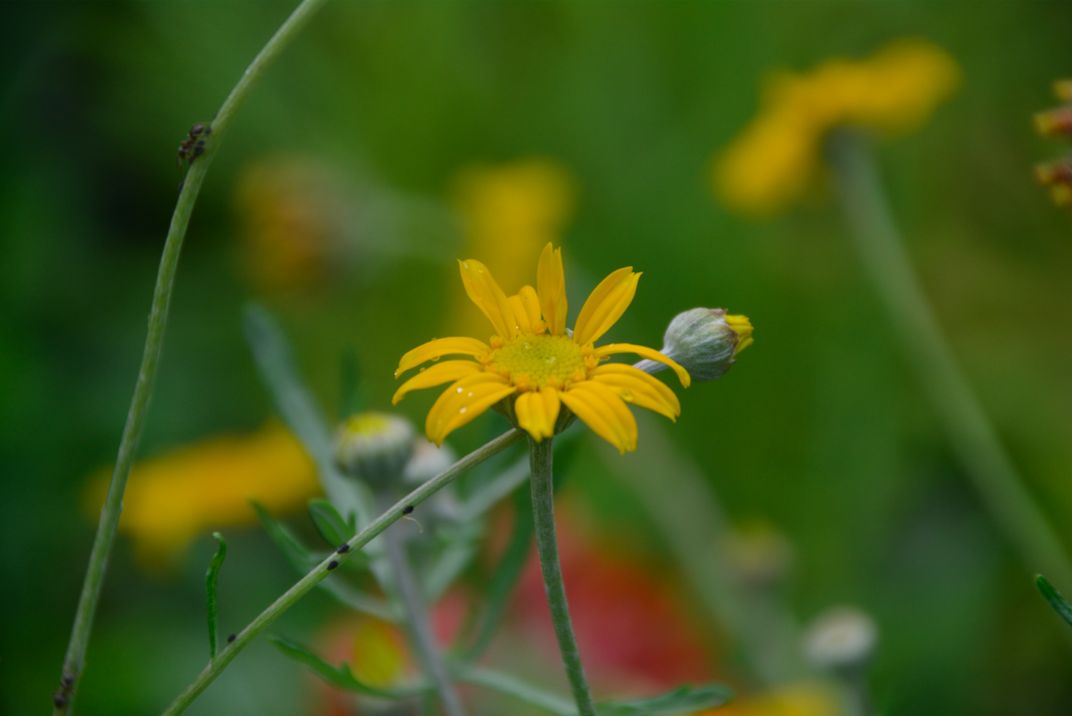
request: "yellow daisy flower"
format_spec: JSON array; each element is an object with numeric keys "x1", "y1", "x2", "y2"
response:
[{"x1": 392, "y1": 243, "x2": 690, "y2": 454}]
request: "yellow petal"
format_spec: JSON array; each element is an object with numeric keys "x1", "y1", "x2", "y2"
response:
[
  {"x1": 508, "y1": 294, "x2": 532, "y2": 334},
  {"x1": 594, "y1": 343, "x2": 691, "y2": 388},
  {"x1": 425, "y1": 373, "x2": 515, "y2": 446},
  {"x1": 573, "y1": 267, "x2": 639, "y2": 346},
  {"x1": 589, "y1": 363, "x2": 681, "y2": 415},
  {"x1": 392, "y1": 360, "x2": 483, "y2": 405},
  {"x1": 517, "y1": 285, "x2": 544, "y2": 330},
  {"x1": 537, "y1": 243, "x2": 568, "y2": 336},
  {"x1": 591, "y1": 370, "x2": 679, "y2": 422},
  {"x1": 570, "y1": 382, "x2": 638, "y2": 451},
  {"x1": 458, "y1": 259, "x2": 518, "y2": 340},
  {"x1": 396, "y1": 337, "x2": 490, "y2": 377},
  {"x1": 561, "y1": 382, "x2": 638, "y2": 454}
]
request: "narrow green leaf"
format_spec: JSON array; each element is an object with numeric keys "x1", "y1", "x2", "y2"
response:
[
  {"x1": 268, "y1": 635, "x2": 416, "y2": 698},
  {"x1": 457, "y1": 665, "x2": 575, "y2": 716},
  {"x1": 251, "y1": 501, "x2": 319, "y2": 572},
  {"x1": 463, "y1": 488, "x2": 534, "y2": 661},
  {"x1": 599, "y1": 685, "x2": 735, "y2": 716},
  {"x1": 1037, "y1": 574, "x2": 1072, "y2": 628},
  {"x1": 338, "y1": 347, "x2": 367, "y2": 420},
  {"x1": 243, "y1": 304, "x2": 374, "y2": 530},
  {"x1": 309, "y1": 498, "x2": 357, "y2": 546},
  {"x1": 205, "y1": 532, "x2": 227, "y2": 660}
]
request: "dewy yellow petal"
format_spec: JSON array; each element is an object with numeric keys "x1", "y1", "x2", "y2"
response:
[
  {"x1": 537, "y1": 243, "x2": 568, "y2": 336},
  {"x1": 572, "y1": 266, "x2": 634, "y2": 345},
  {"x1": 392, "y1": 360, "x2": 482, "y2": 405},
  {"x1": 595, "y1": 343, "x2": 692, "y2": 388},
  {"x1": 458, "y1": 259, "x2": 518, "y2": 340},
  {"x1": 591, "y1": 371, "x2": 679, "y2": 422},
  {"x1": 396, "y1": 337, "x2": 490, "y2": 377},
  {"x1": 425, "y1": 373, "x2": 515, "y2": 445},
  {"x1": 508, "y1": 294, "x2": 533, "y2": 334}
]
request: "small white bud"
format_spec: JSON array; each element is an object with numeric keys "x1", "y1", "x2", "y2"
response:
[
  {"x1": 636, "y1": 308, "x2": 754, "y2": 381},
  {"x1": 403, "y1": 441, "x2": 457, "y2": 485},
  {"x1": 334, "y1": 412, "x2": 415, "y2": 489},
  {"x1": 802, "y1": 606, "x2": 879, "y2": 673}
]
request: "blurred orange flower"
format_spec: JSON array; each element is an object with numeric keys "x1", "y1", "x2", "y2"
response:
[
  {"x1": 715, "y1": 39, "x2": 960, "y2": 216},
  {"x1": 84, "y1": 423, "x2": 318, "y2": 567}
]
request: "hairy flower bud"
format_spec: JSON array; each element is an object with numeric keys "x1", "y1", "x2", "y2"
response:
[
  {"x1": 334, "y1": 412, "x2": 415, "y2": 489},
  {"x1": 636, "y1": 308, "x2": 754, "y2": 381}
]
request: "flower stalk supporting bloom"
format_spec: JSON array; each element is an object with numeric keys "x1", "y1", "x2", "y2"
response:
[
  {"x1": 825, "y1": 130, "x2": 1072, "y2": 591},
  {"x1": 528, "y1": 436, "x2": 598, "y2": 716},
  {"x1": 54, "y1": 1, "x2": 329, "y2": 713}
]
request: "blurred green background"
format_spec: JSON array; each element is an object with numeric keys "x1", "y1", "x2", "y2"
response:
[{"x1": 4, "y1": 1, "x2": 1072, "y2": 714}]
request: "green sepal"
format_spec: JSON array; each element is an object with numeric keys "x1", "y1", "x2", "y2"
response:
[
  {"x1": 251, "y1": 501, "x2": 319, "y2": 572},
  {"x1": 268, "y1": 635, "x2": 417, "y2": 698},
  {"x1": 309, "y1": 498, "x2": 356, "y2": 546},
  {"x1": 1036, "y1": 574, "x2": 1072, "y2": 628},
  {"x1": 205, "y1": 532, "x2": 227, "y2": 660},
  {"x1": 598, "y1": 684, "x2": 735, "y2": 716}
]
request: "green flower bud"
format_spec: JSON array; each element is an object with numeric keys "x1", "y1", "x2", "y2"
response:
[
  {"x1": 637, "y1": 308, "x2": 754, "y2": 381},
  {"x1": 334, "y1": 411, "x2": 415, "y2": 489}
]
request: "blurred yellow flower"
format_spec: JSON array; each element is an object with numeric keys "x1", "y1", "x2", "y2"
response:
[
  {"x1": 715, "y1": 39, "x2": 960, "y2": 216},
  {"x1": 349, "y1": 619, "x2": 408, "y2": 688},
  {"x1": 394, "y1": 243, "x2": 690, "y2": 453},
  {"x1": 450, "y1": 160, "x2": 576, "y2": 337},
  {"x1": 705, "y1": 682, "x2": 843, "y2": 716},
  {"x1": 84, "y1": 424, "x2": 318, "y2": 566}
]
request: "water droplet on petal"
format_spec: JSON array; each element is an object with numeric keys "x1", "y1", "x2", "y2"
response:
[
  {"x1": 456, "y1": 387, "x2": 463, "y2": 393},
  {"x1": 467, "y1": 392, "x2": 474, "y2": 397},
  {"x1": 431, "y1": 356, "x2": 441, "y2": 362},
  {"x1": 419, "y1": 367, "x2": 426, "y2": 372},
  {"x1": 459, "y1": 407, "x2": 467, "y2": 414}
]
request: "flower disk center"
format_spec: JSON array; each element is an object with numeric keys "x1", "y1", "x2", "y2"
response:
[{"x1": 489, "y1": 334, "x2": 586, "y2": 389}]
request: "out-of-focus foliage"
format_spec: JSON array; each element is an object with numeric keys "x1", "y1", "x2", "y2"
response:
[{"x1": 4, "y1": 2, "x2": 1072, "y2": 715}]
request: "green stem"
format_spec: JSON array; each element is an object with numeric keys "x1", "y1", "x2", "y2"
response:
[
  {"x1": 159, "y1": 429, "x2": 523, "y2": 716},
  {"x1": 379, "y1": 495, "x2": 467, "y2": 716},
  {"x1": 826, "y1": 131, "x2": 1072, "y2": 589},
  {"x1": 53, "y1": 1, "x2": 329, "y2": 713},
  {"x1": 528, "y1": 437, "x2": 597, "y2": 716}
]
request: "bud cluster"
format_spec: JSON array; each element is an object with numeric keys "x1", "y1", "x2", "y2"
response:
[{"x1": 1034, "y1": 81, "x2": 1072, "y2": 206}]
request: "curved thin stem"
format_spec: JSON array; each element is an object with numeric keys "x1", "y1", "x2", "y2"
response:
[
  {"x1": 52, "y1": 1, "x2": 329, "y2": 713},
  {"x1": 380, "y1": 495, "x2": 467, "y2": 716},
  {"x1": 528, "y1": 437, "x2": 597, "y2": 716},
  {"x1": 826, "y1": 131, "x2": 1072, "y2": 589},
  {"x1": 159, "y1": 429, "x2": 523, "y2": 716}
]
